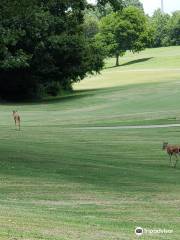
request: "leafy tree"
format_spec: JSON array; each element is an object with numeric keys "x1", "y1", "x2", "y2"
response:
[
  {"x1": 0, "y1": 0, "x2": 104, "y2": 100},
  {"x1": 168, "y1": 11, "x2": 180, "y2": 46},
  {"x1": 96, "y1": 6, "x2": 149, "y2": 66},
  {"x1": 97, "y1": 0, "x2": 124, "y2": 12},
  {"x1": 88, "y1": 0, "x2": 143, "y2": 19},
  {"x1": 83, "y1": 9, "x2": 99, "y2": 38},
  {"x1": 150, "y1": 9, "x2": 170, "y2": 47},
  {"x1": 124, "y1": 0, "x2": 143, "y2": 10}
]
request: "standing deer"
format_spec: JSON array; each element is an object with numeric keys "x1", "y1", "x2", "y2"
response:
[
  {"x1": 162, "y1": 142, "x2": 180, "y2": 168},
  {"x1": 12, "y1": 110, "x2": 21, "y2": 131}
]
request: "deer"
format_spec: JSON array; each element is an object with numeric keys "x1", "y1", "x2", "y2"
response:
[
  {"x1": 12, "y1": 110, "x2": 21, "y2": 131},
  {"x1": 162, "y1": 142, "x2": 180, "y2": 168}
]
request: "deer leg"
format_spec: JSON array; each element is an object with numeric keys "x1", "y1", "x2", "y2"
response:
[
  {"x1": 169, "y1": 154, "x2": 172, "y2": 167},
  {"x1": 174, "y1": 154, "x2": 178, "y2": 168}
]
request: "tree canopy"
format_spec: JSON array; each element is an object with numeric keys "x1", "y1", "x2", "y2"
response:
[
  {"x1": 96, "y1": 6, "x2": 149, "y2": 66},
  {"x1": 0, "y1": 0, "x2": 104, "y2": 100},
  {"x1": 124, "y1": 0, "x2": 143, "y2": 10},
  {"x1": 168, "y1": 11, "x2": 180, "y2": 46},
  {"x1": 150, "y1": 9, "x2": 170, "y2": 47},
  {"x1": 97, "y1": 0, "x2": 124, "y2": 12}
]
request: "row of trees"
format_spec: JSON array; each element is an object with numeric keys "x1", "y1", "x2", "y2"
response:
[
  {"x1": 149, "y1": 10, "x2": 180, "y2": 47},
  {"x1": 84, "y1": 1, "x2": 180, "y2": 66},
  {"x1": 84, "y1": 0, "x2": 151, "y2": 66},
  {"x1": 0, "y1": 0, "x2": 179, "y2": 100}
]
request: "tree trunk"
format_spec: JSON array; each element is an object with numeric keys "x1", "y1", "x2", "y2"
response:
[{"x1": 116, "y1": 54, "x2": 119, "y2": 66}]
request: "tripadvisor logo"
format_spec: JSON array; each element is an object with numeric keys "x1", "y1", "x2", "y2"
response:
[
  {"x1": 135, "y1": 227, "x2": 144, "y2": 236},
  {"x1": 135, "y1": 227, "x2": 173, "y2": 236}
]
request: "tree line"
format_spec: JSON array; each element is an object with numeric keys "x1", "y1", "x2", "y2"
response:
[
  {"x1": 0, "y1": 0, "x2": 179, "y2": 100},
  {"x1": 148, "y1": 10, "x2": 180, "y2": 48},
  {"x1": 84, "y1": 1, "x2": 180, "y2": 66}
]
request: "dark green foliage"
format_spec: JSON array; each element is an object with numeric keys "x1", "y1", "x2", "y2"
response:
[
  {"x1": 46, "y1": 81, "x2": 61, "y2": 96},
  {"x1": 0, "y1": 0, "x2": 104, "y2": 100},
  {"x1": 168, "y1": 11, "x2": 180, "y2": 46},
  {"x1": 150, "y1": 9, "x2": 170, "y2": 47}
]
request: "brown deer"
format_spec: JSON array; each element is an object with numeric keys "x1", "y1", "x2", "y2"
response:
[
  {"x1": 162, "y1": 142, "x2": 180, "y2": 168},
  {"x1": 12, "y1": 111, "x2": 21, "y2": 131}
]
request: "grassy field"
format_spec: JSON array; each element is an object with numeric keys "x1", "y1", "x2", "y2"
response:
[{"x1": 0, "y1": 46, "x2": 180, "y2": 239}]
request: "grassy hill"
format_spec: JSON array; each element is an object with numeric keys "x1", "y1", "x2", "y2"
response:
[{"x1": 0, "y1": 46, "x2": 180, "y2": 239}]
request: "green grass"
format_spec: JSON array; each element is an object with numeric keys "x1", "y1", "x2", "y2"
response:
[{"x1": 0, "y1": 46, "x2": 180, "y2": 239}]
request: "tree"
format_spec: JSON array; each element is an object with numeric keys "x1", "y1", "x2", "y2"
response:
[
  {"x1": 83, "y1": 9, "x2": 99, "y2": 39},
  {"x1": 0, "y1": 0, "x2": 104, "y2": 100},
  {"x1": 96, "y1": 6, "x2": 149, "y2": 66},
  {"x1": 150, "y1": 9, "x2": 170, "y2": 47},
  {"x1": 124, "y1": 0, "x2": 143, "y2": 10},
  {"x1": 88, "y1": 0, "x2": 143, "y2": 19},
  {"x1": 168, "y1": 11, "x2": 180, "y2": 46},
  {"x1": 97, "y1": 0, "x2": 124, "y2": 12}
]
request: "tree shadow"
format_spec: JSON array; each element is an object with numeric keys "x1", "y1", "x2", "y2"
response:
[
  {"x1": 106, "y1": 57, "x2": 153, "y2": 69},
  {"x1": 0, "y1": 80, "x2": 160, "y2": 106},
  {"x1": 41, "y1": 92, "x2": 96, "y2": 105},
  {"x1": 120, "y1": 57, "x2": 153, "y2": 66},
  {"x1": 0, "y1": 91, "x2": 97, "y2": 106}
]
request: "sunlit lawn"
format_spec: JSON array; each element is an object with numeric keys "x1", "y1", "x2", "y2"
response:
[{"x1": 0, "y1": 46, "x2": 180, "y2": 239}]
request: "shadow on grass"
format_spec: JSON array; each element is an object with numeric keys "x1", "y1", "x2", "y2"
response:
[
  {"x1": 106, "y1": 57, "x2": 153, "y2": 69},
  {"x1": 0, "y1": 79, "x2": 163, "y2": 106},
  {"x1": 41, "y1": 92, "x2": 96, "y2": 105},
  {"x1": 0, "y1": 91, "x2": 97, "y2": 106}
]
